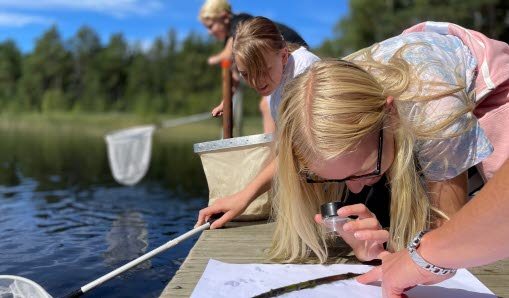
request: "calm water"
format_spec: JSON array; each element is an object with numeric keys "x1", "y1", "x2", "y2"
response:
[{"x1": 0, "y1": 127, "x2": 210, "y2": 297}]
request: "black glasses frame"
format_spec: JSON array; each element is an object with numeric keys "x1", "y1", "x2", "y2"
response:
[{"x1": 305, "y1": 130, "x2": 383, "y2": 184}]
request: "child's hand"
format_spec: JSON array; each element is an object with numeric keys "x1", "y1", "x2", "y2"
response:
[
  {"x1": 208, "y1": 55, "x2": 221, "y2": 65},
  {"x1": 195, "y1": 191, "x2": 251, "y2": 229},
  {"x1": 211, "y1": 101, "x2": 224, "y2": 117},
  {"x1": 314, "y1": 203, "x2": 389, "y2": 261}
]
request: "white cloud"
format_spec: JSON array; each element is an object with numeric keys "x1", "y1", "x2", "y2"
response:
[
  {"x1": 0, "y1": 0, "x2": 163, "y2": 18},
  {"x1": 0, "y1": 12, "x2": 52, "y2": 27}
]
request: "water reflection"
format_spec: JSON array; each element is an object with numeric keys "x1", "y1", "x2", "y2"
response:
[
  {"x1": 0, "y1": 126, "x2": 208, "y2": 196},
  {"x1": 104, "y1": 211, "x2": 150, "y2": 269},
  {"x1": 0, "y1": 126, "x2": 210, "y2": 297}
]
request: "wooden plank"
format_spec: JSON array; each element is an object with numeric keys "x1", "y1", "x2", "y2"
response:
[
  {"x1": 160, "y1": 222, "x2": 509, "y2": 297},
  {"x1": 160, "y1": 222, "x2": 275, "y2": 297},
  {"x1": 470, "y1": 259, "x2": 509, "y2": 275}
]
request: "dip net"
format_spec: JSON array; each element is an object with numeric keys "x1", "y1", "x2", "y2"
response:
[
  {"x1": 0, "y1": 276, "x2": 52, "y2": 298},
  {"x1": 104, "y1": 125, "x2": 156, "y2": 186}
]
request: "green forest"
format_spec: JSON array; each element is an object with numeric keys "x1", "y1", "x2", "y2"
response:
[{"x1": 0, "y1": 0, "x2": 507, "y2": 116}]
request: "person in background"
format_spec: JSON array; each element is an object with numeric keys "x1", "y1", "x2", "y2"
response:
[
  {"x1": 198, "y1": 0, "x2": 308, "y2": 133},
  {"x1": 357, "y1": 157, "x2": 509, "y2": 298},
  {"x1": 195, "y1": 16, "x2": 320, "y2": 228},
  {"x1": 271, "y1": 22, "x2": 509, "y2": 264}
]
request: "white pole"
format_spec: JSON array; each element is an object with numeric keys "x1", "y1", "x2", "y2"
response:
[
  {"x1": 160, "y1": 112, "x2": 211, "y2": 129},
  {"x1": 81, "y1": 222, "x2": 211, "y2": 293}
]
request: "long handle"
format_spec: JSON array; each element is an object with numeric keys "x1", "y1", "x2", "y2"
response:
[
  {"x1": 221, "y1": 60, "x2": 233, "y2": 138},
  {"x1": 159, "y1": 112, "x2": 211, "y2": 129},
  {"x1": 62, "y1": 214, "x2": 223, "y2": 298}
]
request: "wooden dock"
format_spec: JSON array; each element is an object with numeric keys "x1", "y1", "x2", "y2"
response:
[{"x1": 160, "y1": 221, "x2": 509, "y2": 297}]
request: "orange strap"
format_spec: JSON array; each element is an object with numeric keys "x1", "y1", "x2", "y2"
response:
[{"x1": 221, "y1": 60, "x2": 232, "y2": 68}]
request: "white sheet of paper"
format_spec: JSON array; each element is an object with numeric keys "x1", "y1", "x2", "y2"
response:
[{"x1": 191, "y1": 259, "x2": 495, "y2": 298}]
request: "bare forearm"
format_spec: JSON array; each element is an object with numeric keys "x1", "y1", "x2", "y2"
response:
[{"x1": 421, "y1": 160, "x2": 509, "y2": 269}]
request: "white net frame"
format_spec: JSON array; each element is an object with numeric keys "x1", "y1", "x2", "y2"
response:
[{"x1": 0, "y1": 275, "x2": 53, "y2": 298}]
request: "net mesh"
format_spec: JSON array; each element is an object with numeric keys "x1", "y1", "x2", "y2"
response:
[
  {"x1": 196, "y1": 135, "x2": 274, "y2": 220},
  {"x1": 0, "y1": 276, "x2": 52, "y2": 298},
  {"x1": 105, "y1": 125, "x2": 156, "y2": 186}
]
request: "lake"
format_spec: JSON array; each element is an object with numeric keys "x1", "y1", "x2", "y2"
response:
[{"x1": 0, "y1": 116, "x2": 236, "y2": 298}]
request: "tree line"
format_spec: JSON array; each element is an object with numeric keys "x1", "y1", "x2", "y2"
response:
[
  {"x1": 0, "y1": 25, "x2": 236, "y2": 115},
  {"x1": 1, "y1": 0, "x2": 507, "y2": 115},
  {"x1": 316, "y1": 0, "x2": 509, "y2": 58}
]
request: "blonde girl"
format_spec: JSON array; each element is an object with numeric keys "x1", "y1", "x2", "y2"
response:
[
  {"x1": 272, "y1": 22, "x2": 509, "y2": 263},
  {"x1": 195, "y1": 16, "x2": 320, "y2": 228}
]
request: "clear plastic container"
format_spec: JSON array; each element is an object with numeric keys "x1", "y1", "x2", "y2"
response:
[{"x1": 320, "y1": 202, "x2": 349, "y2": 237}]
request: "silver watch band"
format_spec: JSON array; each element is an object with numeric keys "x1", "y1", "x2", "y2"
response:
[{"x1": 408, "y1": 230, "x2": 457, "y2": 275}]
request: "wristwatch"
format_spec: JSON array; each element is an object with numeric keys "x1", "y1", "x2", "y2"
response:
[{"x1": 408, "y1": 230, "x2": 457, "y2": 275}]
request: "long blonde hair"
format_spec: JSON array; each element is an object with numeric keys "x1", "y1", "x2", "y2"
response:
[
  {"x1": 232, "y1": 17, "x2": 301, "y2": 88},
  {"x1": 198, "y1": 0, "x2": 231, "y2": 22},
  {"x1": 272, "y1": 44, "x2": 474, "y2": 262}
]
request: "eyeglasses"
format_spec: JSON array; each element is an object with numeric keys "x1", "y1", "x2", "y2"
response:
[{"x1": 305, "y1": 130, "x2": 383, "y2": 183}]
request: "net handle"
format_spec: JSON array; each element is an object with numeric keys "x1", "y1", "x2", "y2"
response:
[
  {"x1": 222, "y1": 59, "x2": 233, "y2": 138},
  {"x1": 60, "y1": 213, "x2": 224, "y2": 298},
  {"x1": 159, "y1": 112, "x2": 211, "y2": 129}
]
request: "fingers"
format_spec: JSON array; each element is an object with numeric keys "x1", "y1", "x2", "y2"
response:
[
  {"x1": 314, "y1": 214, "x2": 323, "y2": 224},
  {"x1": 353, "y1": 229, "x2": 390, "y2": 243},
  {"x1": 338, "y1": 203, "x2": 376, "y2": 219},
  {"x1": 212, "y1": 100, "x2": 225, "y2": 117},
  {"x1": 208, "y1": 56, "x2": 220, "y2": 65},
  {"x1": 384, "y1": 282, "x2": 411, "y2": 298},
  {"x1": 356, "y1": 265, "x2": 382, "y2": 284},
  {"x1": 376, "y1": 250, "x2": 391, "y2": 260},
  {"x1": 385, "y1": 288, "x2": 406, "y2": 298},
  {"x1": 195, "y1": 205, "x2": 221, "y2": 228},
  {"x1": 358, "y1": 250, "x2": 422, "y2": 298},
  {"x1": 195, "y1": 209, "x2": 206, "y2": 228},
  {"x1": 343, "y1": 217, "x2": 381, "y2": 232},
  {"x1": 210, "y1": 211, "x2": 235, "y2": 229},
  {"x1": 211, "y1": 109, "x2": 223, "y2": 117}
]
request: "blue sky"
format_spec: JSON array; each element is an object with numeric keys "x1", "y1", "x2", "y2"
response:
[{"x1": 0, "y1": 0, "x2": 349, "y2": 53}]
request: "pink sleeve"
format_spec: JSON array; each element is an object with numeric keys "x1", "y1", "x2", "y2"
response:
[
  {"x1": 404, "y1": 22, "x2": 509, "y2": 181},
  {"x1": 402, "y1": 22, "x2": 509, "y2": 101}
]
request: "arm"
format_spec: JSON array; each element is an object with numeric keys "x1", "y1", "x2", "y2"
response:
[
  {"x1": 208, "y1": 37, "x2": 233, "y2": 65},
  {"x1": 195, "y1": 158, "x2": 275, "y2": 228},
  {"x1": 427, "y1": 171, "x2": 468, "y2": 227},
  {"x1": 211, "y1": 100, "x2": 224, "y2": 117},
  {"x1": 357, "y1": 159, "x2": 509, "y2": 297},
  {"x1": 421, "y1": 160, "x2": 509, "y2": 268}
]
